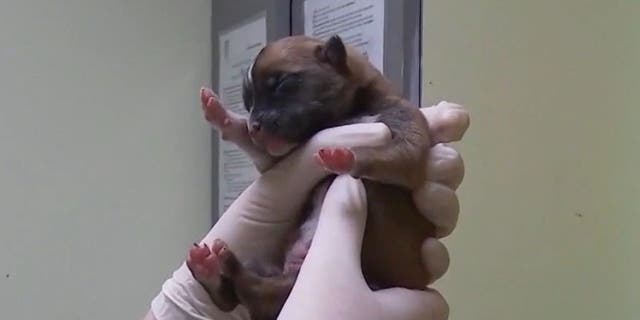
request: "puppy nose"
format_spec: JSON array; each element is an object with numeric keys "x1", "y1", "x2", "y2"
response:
[{"x1": 249, "y1": 121, "x2": 261, "y2": 134}]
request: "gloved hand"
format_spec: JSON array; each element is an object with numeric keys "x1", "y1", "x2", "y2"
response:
[
  {"x1": 279, "y1": 175, "x2": 447, "y2": 320},
  {"x1": 147, "y1": 101, "x2": 469, "y2": 320}
]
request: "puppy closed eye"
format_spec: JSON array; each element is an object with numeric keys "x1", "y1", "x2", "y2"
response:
[{"x1": 274, "y1": 73, "x2": 302, "y2": 95}]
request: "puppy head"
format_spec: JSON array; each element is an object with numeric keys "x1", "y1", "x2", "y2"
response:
[{"x1": 242, "y1": 35, "x2": 360, "y2": 156}]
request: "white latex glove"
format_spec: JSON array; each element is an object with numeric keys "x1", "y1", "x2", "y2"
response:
[
  {"x1": 146, "y1": 101, "x2": 469, "y2": 320},
  {"x1": 279, "y1": 175, "x2": 446, "y2": 320}
]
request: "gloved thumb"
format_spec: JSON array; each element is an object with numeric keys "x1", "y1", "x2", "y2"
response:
[
  {"x1": 375, "y1": 287, "x2": 449, "y2": 320},
  {"x1": 298, "y1": 175, "x2": 369, "y2": 286}
]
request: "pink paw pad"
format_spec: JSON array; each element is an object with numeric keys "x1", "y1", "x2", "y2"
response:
[
  {"x1": 314, "y1": 147, "x2": 355, "y2": 174},
  {"x1": 186, "y1": 239, "x2": 227, "y2": 280},
  {"x1": 200, "y1": 87, "x2": 231, "y2": 127}
]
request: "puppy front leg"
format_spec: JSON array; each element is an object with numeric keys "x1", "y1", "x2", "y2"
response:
[
  {"x1": 201, "y1": 87, "x2": 277, "y2": 172},
  {"x1": 316, "y1": 101, "x2": 430, "y2": 190}
]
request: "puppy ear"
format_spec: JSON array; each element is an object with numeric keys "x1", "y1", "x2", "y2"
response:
[{"x1": 316, "y1": 35, "x2": 348, "y2": 71}]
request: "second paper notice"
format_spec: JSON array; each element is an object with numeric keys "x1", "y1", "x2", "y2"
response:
[{"x1": 304, "y1": 0, "x2": 385, "y2": 72}]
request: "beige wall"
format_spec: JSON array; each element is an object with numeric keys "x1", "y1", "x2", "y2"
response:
[
  {"x1": 1, "y1": 1, "x2": 637, "y2": 319},
  {"x1": 421, "y1": 1, "x2": 638, "y2": 319},
  {"x1": 0, "y1": 1, "x2": 212, "y2": 318}
]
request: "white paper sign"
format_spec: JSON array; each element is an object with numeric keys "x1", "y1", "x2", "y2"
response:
[
  {"x1": 217, "y1": 13, "x2": 266, "y2": 215},
  {"x1": 304, "y1": 0, "x2": 385, "y2": 71}
]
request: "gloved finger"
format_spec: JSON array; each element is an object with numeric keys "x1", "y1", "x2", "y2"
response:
[
  {"x1": 302, "y1": 122, "x2": 391, "y2": 157},
  {"x1": 413, "y1": 182, "x2": 460, "y2": 238},
  {"x1": 421, "y1": 101, "x2": 470, "y2": 145},
  {"x1": 425, "y1": 143, "x2": 465, "y2": 190},
  {"x1": 226, "y1": 123, "x2": 390, "y2": 224},
  {"x1": 204, "y1": 123, "x2": 391, "y2": 262},
  {"x1": 376, "y1": 287, "x2": 449, "y2": 320},
  {"x1": 420, "y1": 238, "x2": 450, "y2": 283},
  {"x1": 299, "y1": 175, "x2": 369, "y2": 285}
]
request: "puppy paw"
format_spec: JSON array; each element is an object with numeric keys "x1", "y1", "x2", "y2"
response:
[
  {"x1": 314, "y1": 147, "x2": 355, "y2": 174},
  {"x1": 187, "y1": 239, "x2": 226, "y2": 282},
  {"x1": 200, "y1": 88, "x2": 229, "y2": 127},
  {"x1": 200, "y1": 87, "x2": 247, "y2": 141},
  {"x1": 187, "y1": 239, "x2": 242, "y2": 312},
  {"x1": 216, "y1": 242, "x2": 242, "y2": 278},
  {"x1": 187, "y1": 239, "x2": 242, "y2": 281}
]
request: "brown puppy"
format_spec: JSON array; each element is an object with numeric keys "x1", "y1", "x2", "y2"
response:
[{"x1": 188, "y1": 35, "x2": 435, "y2": 320}]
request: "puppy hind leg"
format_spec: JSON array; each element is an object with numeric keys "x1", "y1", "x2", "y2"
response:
[
  {"x1": 186, "y1": 240, "x2": 240, "y2": 311},
  {"x1": 234, "y1": 272, "x2": 298, "y2": 320},
  {"x1": 194, "y1": 238, "x2": 297, "y2": 320}
]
